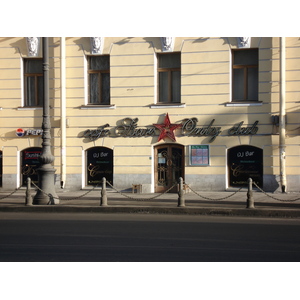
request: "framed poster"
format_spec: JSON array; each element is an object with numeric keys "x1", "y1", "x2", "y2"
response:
[{"x1": 189, "y1": 145, "x2": 210, "y2": 166}]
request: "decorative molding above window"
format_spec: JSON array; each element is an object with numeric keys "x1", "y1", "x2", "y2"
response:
[
  {"x1": 26, "y1": 37, "x2": 40, "y2": 57},
  {"x1": 237, "y1": 37, "x2": 251, "y2": 48},
  {"x1": 90, "y1": 37, "x2": 104, "y2": 54},
  {"x1": 161, "y1": 37, "x2": 175, "y2": 52}
]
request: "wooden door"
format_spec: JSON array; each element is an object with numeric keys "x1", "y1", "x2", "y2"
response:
[{"x1": 155, "y1": 144, "x2": 184, "y2": 193}]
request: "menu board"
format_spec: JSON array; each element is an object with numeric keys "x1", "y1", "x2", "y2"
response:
[
  {"x1": 189, "y1": 145, "x2": 210, "y2": 166},
  {"x1": 86, "y1": 147, "x2": 113, "y2": 186},
  {"x1": 21, "y1": 147, "x2": 42, "y2": 185},
  {"x1": 228, "y1": 145, "x2": 263, "y2": 187}
]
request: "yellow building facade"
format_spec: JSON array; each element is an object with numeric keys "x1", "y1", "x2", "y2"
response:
[{"x1": 0, "y1": 37, "x2": 299, "y2": 192}]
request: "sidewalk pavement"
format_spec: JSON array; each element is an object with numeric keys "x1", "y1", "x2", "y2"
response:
[{"x1": 0, "y1": 187, "x2": 300, "y2": 218}]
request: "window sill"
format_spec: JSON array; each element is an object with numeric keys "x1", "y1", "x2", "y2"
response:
[
  {"x1": 225, "y1": 101, "x2": 262, "y2": 107},
  {"x1": 17, "y1": 106, "x2": 42, "y2": 110},
  {"x1": 150, "y1": 103, "x2": 186, "y2": 109},
  {"x1": 80, "y1": 104, "x2": 116, "y2": 110}
]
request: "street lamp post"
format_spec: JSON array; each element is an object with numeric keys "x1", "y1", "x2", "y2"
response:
[{"x1": 33, "y1": 37, "x2": 59, "y2": 204}]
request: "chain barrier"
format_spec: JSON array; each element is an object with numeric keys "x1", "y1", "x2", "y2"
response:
[
  {"x1": 106, "y1": 181, "x2": 178, "y2": 201},
  {"x1": 252, "y1": 182, "x2": 300, "y2": 202},
  {"x1": 31, "y1": 181, "x2": 101, "y2": 201},
  {"x1": 0, "y1": 185, "x2": 23, "y2": 200},
  {"x1": 186, "y1": 183, "x2": 244, "y2": 201}
]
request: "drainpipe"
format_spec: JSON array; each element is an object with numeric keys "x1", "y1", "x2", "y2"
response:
[
  {"x1": 60, "y1": 37, "x2": 67, "y2": 188},
  {"x1": 279, "y1": 37, "x2": 287, "y2": 193}
]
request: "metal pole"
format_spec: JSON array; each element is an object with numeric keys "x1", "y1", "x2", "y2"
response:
[
  {"x1": 33, "y1": 37, "x2": 59, "y2": 205},
  {"x1": 100, "y1": 177, "x2": 108, "y2": 206},
  {"x1": 177, "y1": 177, "x2": 185, "y2": 207},
  {"x1": 60, "y1": 37, "x2": 67, "y2": 189},
  {"x1": 246, "y1": 178, "x2": 255, "y2": 209},
  {"x1": 279, "y1": 37, "x2": 287, "y2": 193}
]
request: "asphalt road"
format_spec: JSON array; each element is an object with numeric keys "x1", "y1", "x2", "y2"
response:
[{"x1": 1, "y1": 212, "x2": 300, "y2": 262}]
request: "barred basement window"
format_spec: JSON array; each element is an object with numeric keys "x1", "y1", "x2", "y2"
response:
[
  {"x1": 24, "y1": 58, "x2": 43, "y2": 107},
  {"x1": 232, "y1": 49, "x2": 258, "y2": 102},
  {"x1": 88, "y1": 55, "x2": 110, "y2": 104},
  {"x1": 157, "y1": 52, "x2": 181, "y2": 103}
]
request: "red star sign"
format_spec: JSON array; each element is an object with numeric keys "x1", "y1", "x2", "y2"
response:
[{"x1": 153, "y1": 113, "x2": 182, "y2": 142}]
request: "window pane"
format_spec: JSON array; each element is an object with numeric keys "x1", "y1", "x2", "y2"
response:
[
  {"x1": 158, "y1": 53, "x2": 180, "y2": 68},
  {"x1": 159, "y1": 72, "x2": 169, "y2": 102},
  {"x1": 89, "y1": 73, "x2": 99, "y2": 104},
  {"x1": 171, "y1": 71, "x2": 181, "y2": 103},
  {"x1": 26, "y1": 77, "x2": 36, "y2": 106},
  {"x1": 101, "y1": 73, "x2": 110, "y2": 104},
  {"x1": 233, "y1": 68, "x2": 244, "y2": 100},
  {"x1": 247, "y1": 68, "x2": 258, "y2": 100},
  {"x1": 26, "y1": 59, "x2": 43, "y2": 73},
  {"x1": 234, "y1": 49, "x2": 258, "y2": 65},
  {"x1": 90, "y1": 56, "x2": 109, "y2": 71}
]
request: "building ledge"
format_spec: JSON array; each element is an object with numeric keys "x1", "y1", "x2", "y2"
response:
[
  {"x1": 150, "y1": 103, "x2": 186, "y2": 109},
  {"x1": 17, "y1": 106, "x2": 42, "y2": 110},
  {"x1": 80, "y1": 104, "x2": 116, "y2": 110},
  {"x1": 225, "y1": 101, "x2": 263, "y2": 107}
]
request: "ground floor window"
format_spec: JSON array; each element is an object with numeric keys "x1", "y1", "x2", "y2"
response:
[
  {"x1": 228, "y1": 145, "x2": 263, "y2": 187},
  {"x1": 86, "y1": 147, "x2": 113, "y2": 186},
  {"x1": 21, "y1": 147, "x2": 42, "y2": 185}
]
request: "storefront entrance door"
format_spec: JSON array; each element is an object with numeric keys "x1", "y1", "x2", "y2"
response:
[{"x1": 155, "y1": 144, "x2": 184, "y2": 193}]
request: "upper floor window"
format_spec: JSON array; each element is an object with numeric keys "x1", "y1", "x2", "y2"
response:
[
  {"x1": 232, "y1": 49, "x2": 258, "y2": 102},
  {"x1": 157, "y1": 52, "x2": 181, "y2": 103},
  {"x1": 24, "y1": 58, "x2": 43, "y2": 106},
  {"x1": 88, "y1": 55, "x2": 110, "y2": 105}
]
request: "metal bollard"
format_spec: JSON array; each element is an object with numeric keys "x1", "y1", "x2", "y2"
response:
[
  {"x1": 246, "y1": 178, "x2": 255, "y2": 209},
  {"x1": 100, "y1": 177, "x2": 108, "y2": 206},
  {"x1": 177, "y1": 177, "x2": 185, "y2": 207},
  {"x1": 25, "y1": 177, "x2": 33, "y2": 206}
]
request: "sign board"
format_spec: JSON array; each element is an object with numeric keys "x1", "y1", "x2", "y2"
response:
[
  {"x1": 21, "y1": 147, "x2": 42, "y2": 185},
  {"x1": 86, "y1": 147, "x2": 113, "y2": 186},
  {"x1": 228, "y1": 145, "x2": 263, "y2": 187}
]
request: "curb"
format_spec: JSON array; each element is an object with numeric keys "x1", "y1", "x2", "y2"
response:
[{"x1": 1, "y1": 205, "x2": 300, "y2": 218}]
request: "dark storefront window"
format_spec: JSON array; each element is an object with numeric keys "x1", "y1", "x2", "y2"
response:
[
  {"x1": 21, "y1": 147, "x2": 42, "y2": 185},
  {"x1": 228, "y1": 145, "x2": 263, "y2": 187},
  {"x1": 0, "y1": 151, "x2": 2, "y2": 187},
  {"x1": 86, "y1": 147, "x2": 113, "y2": 186}
]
